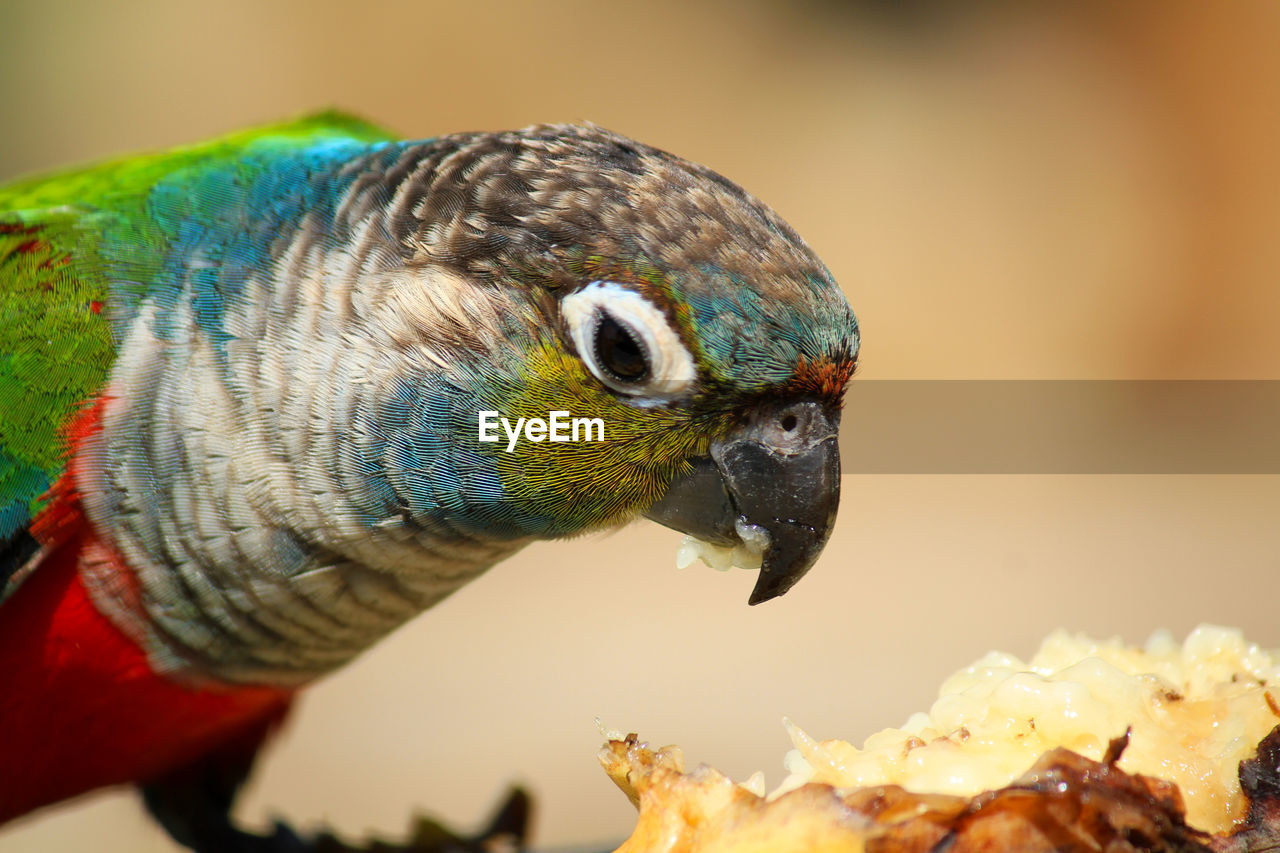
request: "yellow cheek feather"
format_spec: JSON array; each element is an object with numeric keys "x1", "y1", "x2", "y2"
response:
[{"x1": 481, "y1": 341, "x2": 724, "y2": 532}]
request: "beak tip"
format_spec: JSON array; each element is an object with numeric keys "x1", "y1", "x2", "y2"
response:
[{"x1": 746, "y1": 567, "x2": 804, "y2": 605}]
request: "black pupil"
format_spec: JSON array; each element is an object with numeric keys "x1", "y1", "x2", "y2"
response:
[{"x1": 594, "y1": 313, "x2": 649, "y2": 382}]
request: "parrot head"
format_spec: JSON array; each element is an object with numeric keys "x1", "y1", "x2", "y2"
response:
[{"x1": 362, "y1": 124, "x2": 859, "y2": 604}]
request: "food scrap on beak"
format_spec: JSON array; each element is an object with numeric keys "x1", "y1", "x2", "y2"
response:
[{"x1": 645, "y1": 402, "x2": 841, "y2": 604}]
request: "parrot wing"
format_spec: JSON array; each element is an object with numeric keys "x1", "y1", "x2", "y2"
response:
[{"x1": 0, "y1": 111, "x2": 396, "y2": 596}]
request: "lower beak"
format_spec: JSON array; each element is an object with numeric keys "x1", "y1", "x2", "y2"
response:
[{"x1": 644, "y1": 402, "x2": 841, "y2": 605}]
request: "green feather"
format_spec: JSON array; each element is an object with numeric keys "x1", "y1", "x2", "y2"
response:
[{"x1": 0, "y1": 110, "x2": 395, "y2": 549}]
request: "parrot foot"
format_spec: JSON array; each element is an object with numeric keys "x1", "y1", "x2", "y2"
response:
[
  {"x1": 143, "y1": 783, "x2": 532, "y2": 853},
  {"x1": 141, "y1": 713, "x2": 531, "y2": 853},
  {"x1": 295, "y1": 786, "x2": 533, "y2": 853}
]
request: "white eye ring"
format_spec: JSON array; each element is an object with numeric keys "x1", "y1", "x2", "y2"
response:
[{"x1": 562, "y1": 281, "x2": 696, "y2": 400}]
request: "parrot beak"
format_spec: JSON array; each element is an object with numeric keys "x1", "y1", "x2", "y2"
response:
[{"x1": 644, "y1": 402, "x2": 841, "y2": 605}]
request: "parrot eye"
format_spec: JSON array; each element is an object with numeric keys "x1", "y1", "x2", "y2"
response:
[
  {"x1": 562, "y1": 281, "x2": 696, "y2": 400},
  {"x1": 594, "y1": 313, "x2": 648, "y2": 383}
]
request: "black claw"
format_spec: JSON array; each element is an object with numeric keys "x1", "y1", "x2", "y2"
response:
[
  {"x1": 477, "y1": 786, "x2": 533, "y2": 848},
  {"x1": 390, "y1": 786, "x2": 532, "y2": 853},
  {"x1": 145, "y1": 769, "x2": 533, "y2": 853}
]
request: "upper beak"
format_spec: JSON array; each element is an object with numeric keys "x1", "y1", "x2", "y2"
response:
[{"x1": 644, "y1": 401, "x2": 841, "y2": 605}]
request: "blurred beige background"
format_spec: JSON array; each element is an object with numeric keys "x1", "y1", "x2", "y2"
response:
[{"x1": 3, "y1": 1, "x2": 1279, "y2": 850}]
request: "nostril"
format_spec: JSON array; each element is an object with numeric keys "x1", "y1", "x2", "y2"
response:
[{"x1": 780, "y1": 413, "x2": 798, "y2": 432}]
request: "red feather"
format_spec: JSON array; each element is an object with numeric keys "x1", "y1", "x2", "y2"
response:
[{"x1": 0, "y1": 401, "x2": 296, "y2": 824}]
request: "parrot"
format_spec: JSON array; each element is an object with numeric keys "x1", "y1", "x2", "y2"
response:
[{"x1": 0, "y1": 112, "x2": 859, "y2": 852}]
